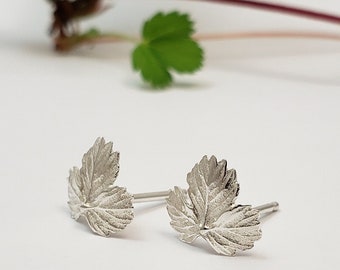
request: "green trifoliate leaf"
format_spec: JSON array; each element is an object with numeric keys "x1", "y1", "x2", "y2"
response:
[
  {"x1": 132, "y1": 45, "x2": 172, "y2": 88},
  {"x1": 150, "y1": 38, "x2": 203, "y2": 72},
  {"x1": 143, "y1": 12, "x2": 194, "y2": 41},
  {"x1": 132, "y1": 11, "x2": 204, "y2": 88}
]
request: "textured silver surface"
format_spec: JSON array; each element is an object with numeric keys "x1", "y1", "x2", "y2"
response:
[
  {"x1": 166, "y1": 155, "x2": 262, "y2": 256},
  {"x1": 68, "y1": 137, "x2": 134, "y2": 236}
]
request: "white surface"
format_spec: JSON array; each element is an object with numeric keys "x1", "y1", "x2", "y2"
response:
[{"x1": 1, "y1": 0, "x2": 340, "y2": 269}]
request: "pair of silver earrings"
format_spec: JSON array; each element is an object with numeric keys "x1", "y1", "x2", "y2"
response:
[{"x1": 68, "y1": 137, "x2": 279, "y2": 256}]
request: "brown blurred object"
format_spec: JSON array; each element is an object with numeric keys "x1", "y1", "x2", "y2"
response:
[{"x1": 49, "y1": 0, "x2": 102, "y2": 38}]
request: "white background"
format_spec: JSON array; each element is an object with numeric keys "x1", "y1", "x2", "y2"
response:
[{"x1": 1, "y1": 0, "x2": 340, "y2": 269}]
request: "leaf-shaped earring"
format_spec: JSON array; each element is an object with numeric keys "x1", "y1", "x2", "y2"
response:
[
  {"x1": 166, "y1": 155, "x2": 279, "y2": 256},
  {"x1": 68, "y1": 137, "x2": 134, "y2": 236},
  {"x1": 68, "y1": 137, "x2": 170, "y2": 237}
]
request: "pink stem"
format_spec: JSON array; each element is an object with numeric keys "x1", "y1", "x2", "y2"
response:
[
  {"x1": 200, "y1": 0, "x2": 340, "y2": 25},
  {"x1": 194, "y1": 31, "x2": 340, "y2": 41}
]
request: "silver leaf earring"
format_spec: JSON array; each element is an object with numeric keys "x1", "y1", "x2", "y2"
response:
[
  {"x1": 68, "y1": 137, "x2": 169, "y2": 237},
  {"x1": 166, "y1": 155, "x2": 279, "y2": 256},
  {"x1": 68, "y1": 137, "x2": 133, "y2": 236}
]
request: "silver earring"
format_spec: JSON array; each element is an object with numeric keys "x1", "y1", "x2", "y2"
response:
[
  {"x1": 67, "y1": 137, "x2": 169, "y2": 237},
  {"x1": 68, "y1": 137, "x2": 134, "y2": 236},
  {"x1": 166, "y1": 155, "x2": 279, "y2": 256}
]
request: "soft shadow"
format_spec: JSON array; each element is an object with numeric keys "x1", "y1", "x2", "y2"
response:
[
  {"x1": 133, "y1": 201, "x2": 166, "y2": 216},
  {"x1": 0, "y1": 37, "x2": 133, "y2": 61},
  {"x1": 127, "y1": 78, "x2": 212, "y2": 92},
  {"x1": 60, "y1": 204, "x2": 70, "y2": 214},
  {"x1": 69, "y1": 42, "x2": 133, "y2": 60},
  {"x1": 205, "y1": 39, "x2": 340, "y2": 61},
  {"x1": 23, "y1": 41, "x2": 54, "y2": 56},
  {"x1": 0, "y1": 38, "x2": 53, "y2": 57},
  {"x1": 221, "y1": 64, "x2": 340, "y2": 87},
  {"x1": 260, "y1": 209, "x2": 281, "y2": 223},
  {"x1": 107, "y1": 223, "x2": 144, "y2": 241},
  {"x1": 206, "y1": 38, "x2": 340, "y2": 87},
  {"x1": 172, "y1": 80, "x2": 212, "y2": 90},
  {"x1": 236, "y1": 251, "x2": 267, "y2": 259}
]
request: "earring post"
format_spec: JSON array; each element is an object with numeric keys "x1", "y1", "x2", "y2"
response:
[
  {"x1": 133, "y1": 190, "x2": 171, "y2": 203},
  {"x1": 133, "y1": 190, "x2": 279, "y2": 215},
  {"x1": 254, "y1": 201, "x2": 279, "y2": 214}
]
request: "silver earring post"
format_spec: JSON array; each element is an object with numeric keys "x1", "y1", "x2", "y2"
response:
[
  {"x1": 133, "y1": 190, "x2": 279, "y2": 216},
  {"x1": 254, "y1": 201, "x2": 279, "y2": 214},
  {"x1": 133, "y1": 190, "x2": 171, "y2": 203}
]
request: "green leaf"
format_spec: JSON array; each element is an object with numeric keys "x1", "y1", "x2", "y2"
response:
[
  {"x1": 143, "y1": 12, "x2": 194, "y2": 41},
  {"x1": 132, "y1": 11, "x2": 204, "y2": 88},
  {"x1": 150, "y1": 38, "x2": 203, "y2": 72},
  {"x1": 132, "y1": 44, "x2": 172, "y2": 88}
]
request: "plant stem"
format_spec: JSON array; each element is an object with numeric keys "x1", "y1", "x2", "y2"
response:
[
  {"x1": 56, "y1": 30, "x2": 340, "y2": 51},
  {"x1": 194, "y1": 31, "x2": 340, "y2": 41},
  {"x1": 203, "y1": 0, "x2": 340, "y2": 25},
  {"x1": 97, "y1": 32, "x2": 140, "y2": 43},
  {"x1": 55, "y1": 32, "x2": 140, "y2": 51},
  {"x1": 89, "y1": 31, "x2": 340, "y2": 43}
]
